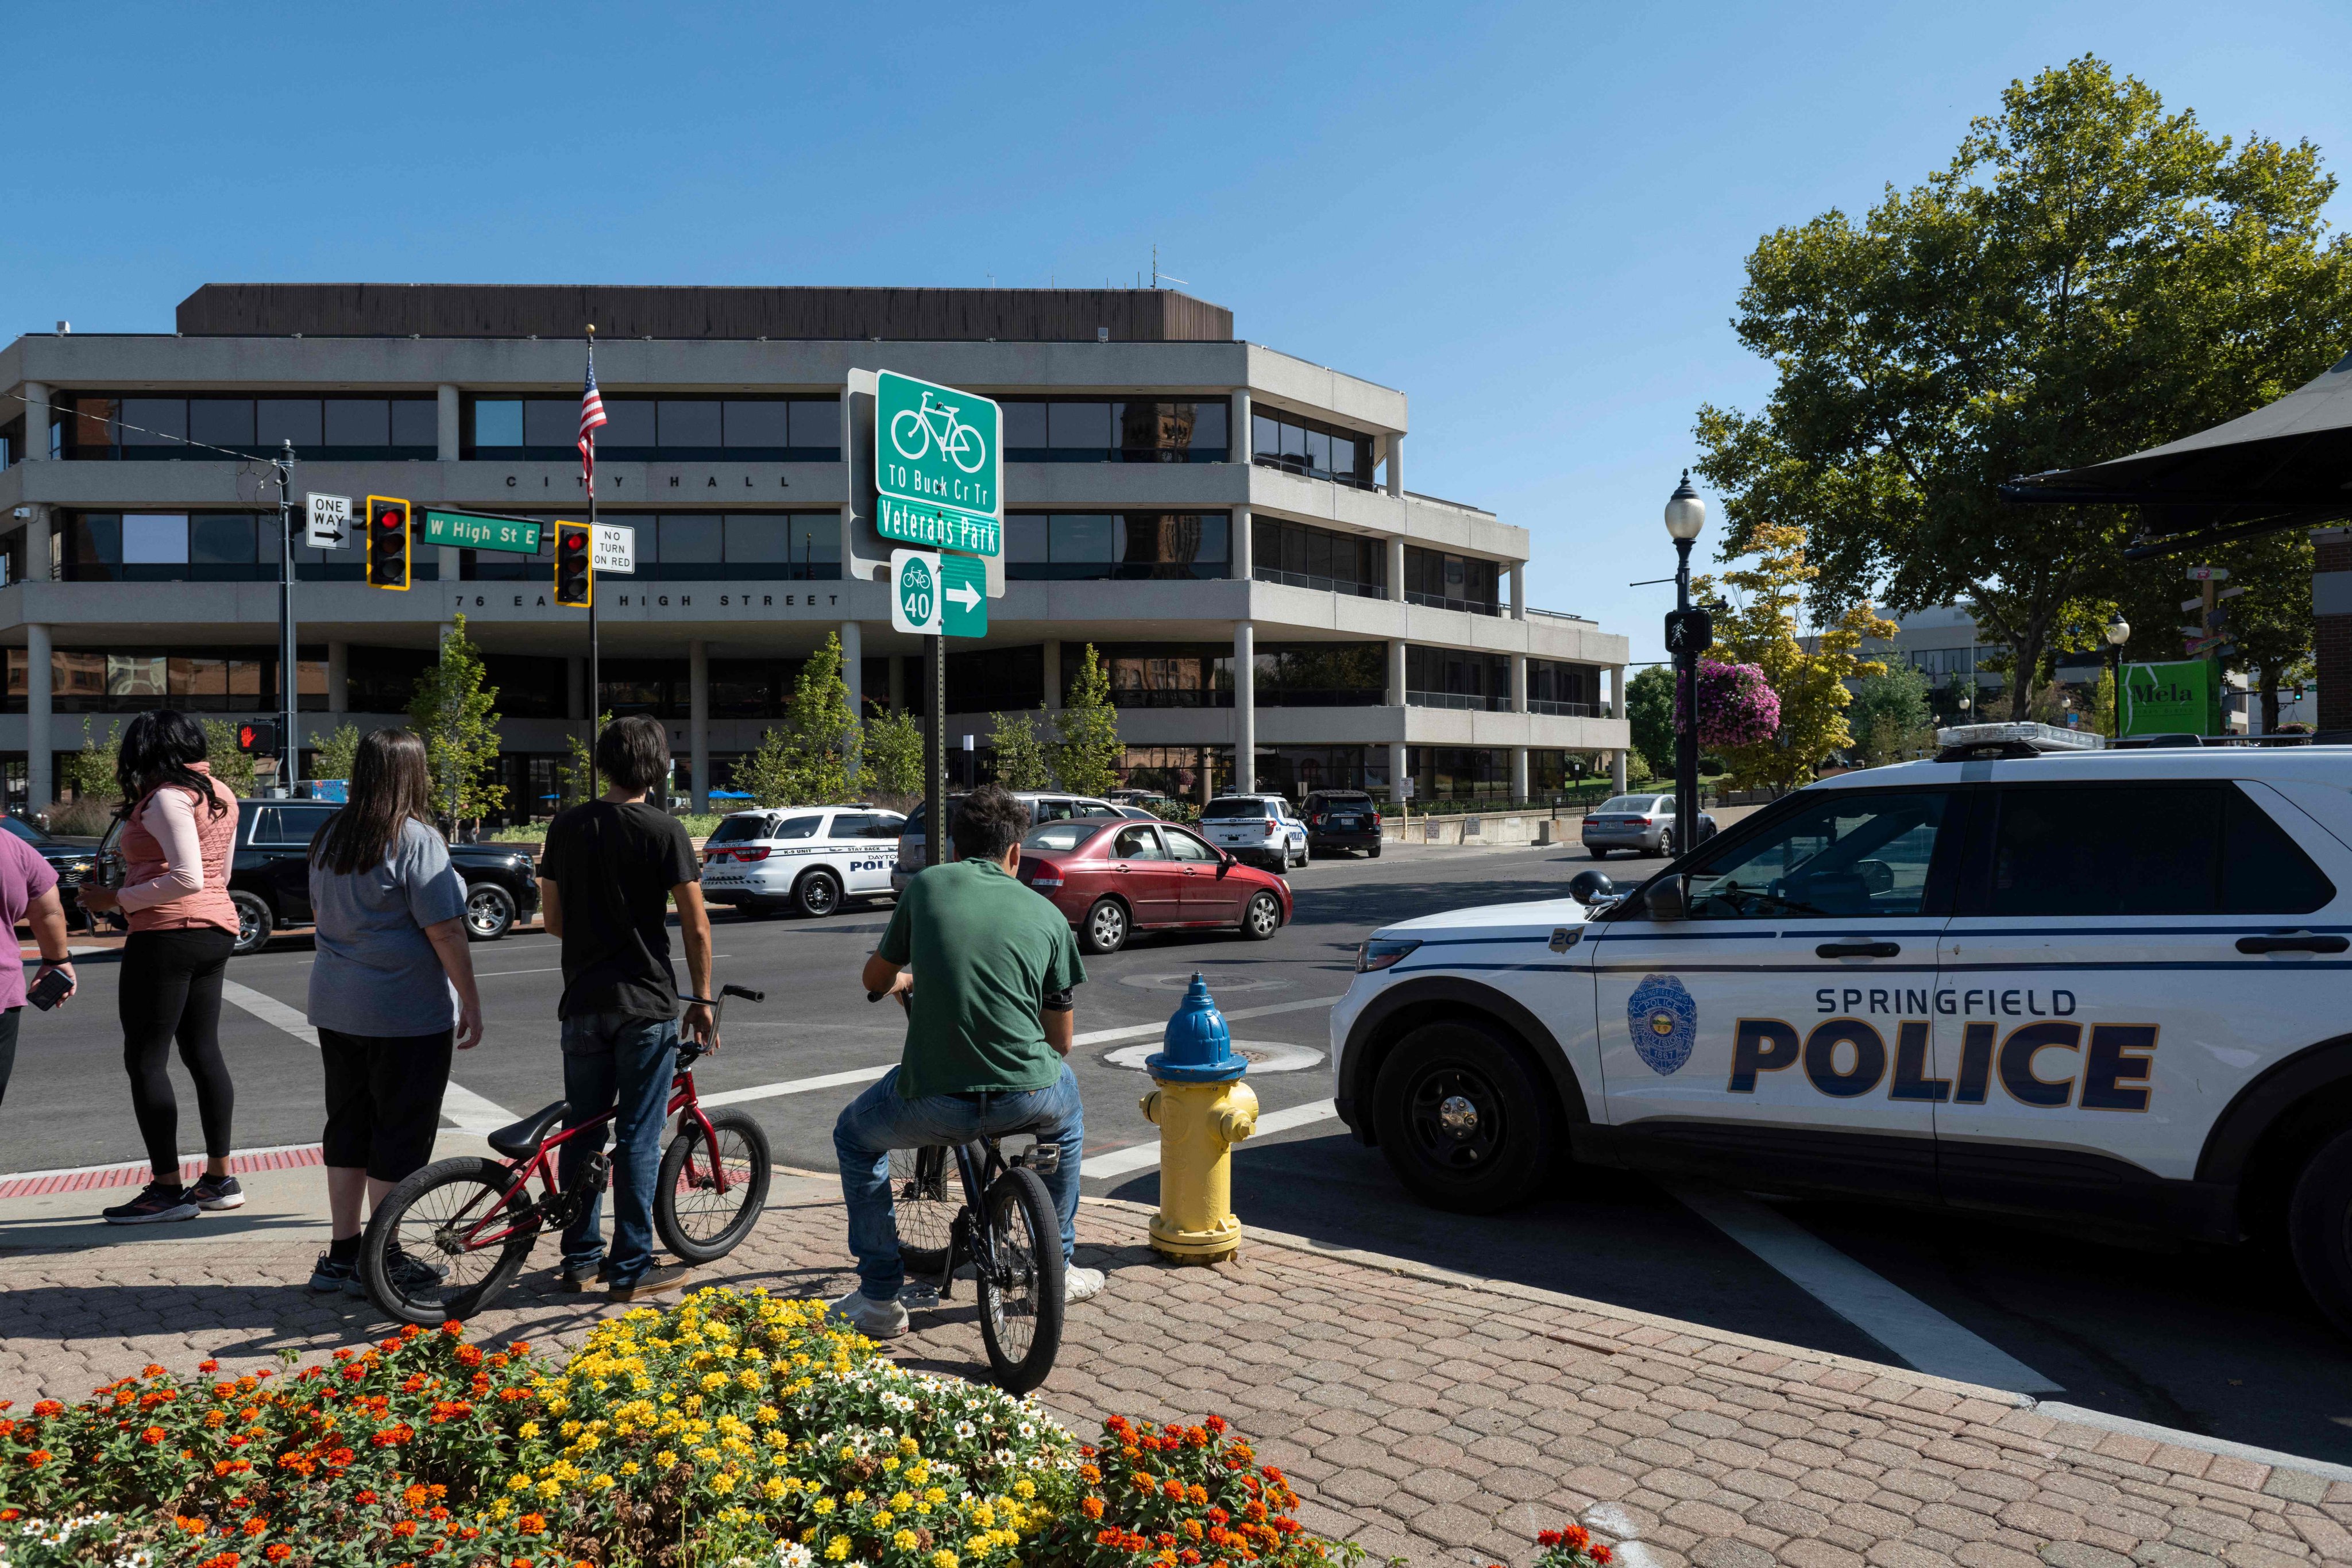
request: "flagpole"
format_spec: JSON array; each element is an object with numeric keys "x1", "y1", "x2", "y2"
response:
[{"x1": 586, "y1": 325, "x2": 600, "y2": 790}]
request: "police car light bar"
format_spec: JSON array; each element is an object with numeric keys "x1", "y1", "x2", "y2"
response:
[{"x1": 1934, "y1": 721, "x2": 2106, "y2": 755}]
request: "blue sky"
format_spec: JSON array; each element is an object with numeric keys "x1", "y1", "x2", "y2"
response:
[{"x1": 9, "y1": 0, "x2": 2350, "y2": 662}]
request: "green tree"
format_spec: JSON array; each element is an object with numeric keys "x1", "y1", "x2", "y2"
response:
[
  {"x1": 199, "y1": 720, "x2": 259, "y2": 799},
  {"x1": 1695, "y1": 56, "x2": 2352, "y2": 720},
  {"x1": 1697, "y1": 520, "x2": 1896, "y2": 790},
  {"x1": 61, "y1": 718, "x2": 122, "y2": 803},
  {"x1": 311, "y1": 721, "x2": 363, "y2": 782},
  {"x1": 1054, "y1": 644, "x2": 1123, "y2": 799},
  {"x1": 408, "y1": 615, "x2": 506, "y2": 827},
  {"x1": 558, "y1": 713, "x2": 613, "y2": 807},
  {"x1": 780, "y1": 632, "x2": 860, "y2": 804},
  {"x1": 988, "y1": 710, "x2": 1055, "y2": 791},
  {"x1": 862, "y1": 704, "x2": 925, "y2": 802},
  {"x1": 1625, "y1": 666, "x2": 1676, "y2": 778},
  {"x1": 1849, "y1": 662, "x2": 1934, "y2": 767},
  {"x1": 735, "y1": 726, "x2": 798, "y2": 808}
]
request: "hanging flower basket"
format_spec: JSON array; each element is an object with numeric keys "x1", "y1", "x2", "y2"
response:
[{"x1": 1678, "y1": 659, "x2": 1780, "y2": 749}]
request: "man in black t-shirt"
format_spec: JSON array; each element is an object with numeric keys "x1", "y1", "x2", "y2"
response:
[{"x1": 536, "y1": 715, "x2": 716, "y2": 1301}]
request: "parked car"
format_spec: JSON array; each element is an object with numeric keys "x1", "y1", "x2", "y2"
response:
[
  {"x1": 1198, "y1": 794, "x2": 1309, "y2": 871},
  {"x1": 1579, "y1": 793, "x2": 1718, "y2": 858},
  {"x1": 698, "y1": 805, "x2": 905, "y2": 917},
  {"x1": 98, "y1": 799, "x2": 541, "y2": 956},
  {"x1": 890, "y1": 791, "x2": 1122, "y2": 893},
  {"x1": 1017, "y1": 816, "x2": 1292, "y2": 954},
  {"x1": 3, "y1": 816, "x2": 98, "y2": 924},
  {"x1": 1302, "y1": 790, "x2": 1383, "y2": 858}
]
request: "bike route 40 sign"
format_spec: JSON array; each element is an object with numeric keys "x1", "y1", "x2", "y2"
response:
[
  {"x1": 890, "y1": 549, "x2": 987, "y2": 638},
  {"x1": 875, "y1": 370, "x2": 1002, "y2": 558}
]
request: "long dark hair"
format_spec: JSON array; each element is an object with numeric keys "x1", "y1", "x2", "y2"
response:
[
  {"x1": 312, "y1": 728, "x2": 434, "y2": 875},
  {"x1": 115, "y1": 710, "x2": 229, "y2": 820}
]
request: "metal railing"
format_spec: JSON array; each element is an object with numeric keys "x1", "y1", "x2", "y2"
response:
[
  {"x1": 1526, "y1": 699, "x2": 1602, "y2": 717},
  {"x1": 1403, "y1": 590, "x2": 1504, "y2": 616},
  {"x1": 1250, "y1": 566, "x2": 1387, "y2": 598},
  {"x1": 1405, "y1": 690, "x2": 1512, "y2": 712}
]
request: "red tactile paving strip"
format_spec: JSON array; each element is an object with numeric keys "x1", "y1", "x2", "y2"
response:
[{"x1": 0, "y1": 1143, "x2": 323, "y2": 1200}]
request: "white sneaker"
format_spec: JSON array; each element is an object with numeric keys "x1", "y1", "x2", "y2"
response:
[
  {"x1": 1065, "y1": 1265, "x2": 1106, "y2": 1303},
  {"x1": 829, "y1": 1288, "x2": 910, "y2": 1338}
]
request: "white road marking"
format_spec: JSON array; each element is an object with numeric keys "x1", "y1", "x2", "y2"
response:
[
  {"x1": 215, "y1": 979, "x2": 519, "y2": 1131},
  {"x1": 1080, "y1": 1098, "x2": 1339, "y2": 1179},
  {"x1": 698, "y1": 1065, "x2": 892, "y2": 1108},
  {"x1": 1666, "y1": 1180, "x2": 2062, "y2": 1394},
  {"x1": 1073, "y1": 994, "x2": 1341, "y2": 1048}
]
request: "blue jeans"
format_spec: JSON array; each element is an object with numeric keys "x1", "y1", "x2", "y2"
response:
[
  {"x1": 558, "y1": 1011, "x2": 678, "y2": 1287},
  {"x1": 833, "y1": 1063, "x2": 1085, "y2": 1303}
]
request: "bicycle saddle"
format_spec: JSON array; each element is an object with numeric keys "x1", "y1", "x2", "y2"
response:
[{"x1": 486, "y1": 1098, "x2": 570, "y2": 1159}]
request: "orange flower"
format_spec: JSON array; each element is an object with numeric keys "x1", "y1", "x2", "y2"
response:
[
  {"x1": 518, "y1": 1513, "x2": 547, "y2": 1536},
  {"x1": 141, "y1": 1424, "x2": 168, "y2": 1443},
  {"x1": 30, "y1": 1400, "x2": 62, "y2": 1418},
  {"x1": 393, "y1": 1521, "x2": 419, "y2": 1538},
  {"x1": 242, "y1": 1517, "x2": 269, "y2": 1537},
  {"x1": 141, "y1": 1363, "x2": 168, "y2": 1377},
  {"x1": 1082, "y1": 1497, "x2": 1105, "y2": 1520},
  {"x1": 22, "y1": 1451, "x2": 51, "y2": 1467},
  {"x1": 265, "y1": 1547, "x2": 292, "y2": 1563}
]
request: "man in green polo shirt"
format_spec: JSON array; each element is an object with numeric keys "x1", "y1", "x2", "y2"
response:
[{"x1": 833, "y1": 785, "x2": 1101, "y2": 1338}]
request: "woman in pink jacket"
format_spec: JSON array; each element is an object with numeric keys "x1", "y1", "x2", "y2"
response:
[{"x1": 78, "y1": 710, "x2": 244, "y2": 1224}]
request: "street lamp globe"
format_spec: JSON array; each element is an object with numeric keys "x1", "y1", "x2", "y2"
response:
[
  {"x1": 1663, "y1": 470, "x2": 1706, "y2": 543},
  {"x1": 2105, "y1": 615, "x2": 2130, "y2": 647}
]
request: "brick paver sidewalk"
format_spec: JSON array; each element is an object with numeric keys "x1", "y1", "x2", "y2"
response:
[{"x1": 5, "y1": 1185, "x2": 2350, "y2": 1568}]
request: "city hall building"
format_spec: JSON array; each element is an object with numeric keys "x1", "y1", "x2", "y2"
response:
[{"x1": 0, "y1": 284, "x2": 1629, "y2": 815}]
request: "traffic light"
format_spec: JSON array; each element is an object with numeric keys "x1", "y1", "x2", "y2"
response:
[
  {"x1": 366, "y1": 495, "x2": 411, "y2": 590},
  {"x1": 554, "y1": 524, "x2": 592, "y2": 608},
  {"x1": 237, "y1": 720, "x2": 280, "y2": 756}
]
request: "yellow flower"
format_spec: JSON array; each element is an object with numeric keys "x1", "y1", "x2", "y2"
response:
[
  {"x1": 824, "y1": 1538, "x2": 850, "y2": 1562},
  {"x1": 924, "y1": 1487, "x2": 948, "y2": 1506},
  {"x1": 696, "y1": 1447, "x2": 721, "y2": 1464},
  {"x1": 844, "y1": 1490, "x2": 867, "y2": 1506},
  {"x1": 1013, "y1": 1479, "x2": 1035, "y2": 1500},
  {"x1": 655, "y1": 1450, "x2": 678, "y2": 1469},
  {"x1": 620, "y1": 1461, "x2": 640, "y2": 1477},
  {"x1": 812, "y1": 1498, "x2": 836, "y2": 1516},
  {"x1": 590, "y1": 1474, "x2": 615, "y2": 1492},
  {"x1": 894, "y1": 1530, "x2": 920, "y2": 1551},
  {"x1": 701, "y1": 1372, "x2": 729, "y2": 1392},
  {"x1": 873, "y1": 1511, "x2": 894, "y2": 1530},
  {"x1": 762, "y1": 1478, "x2": 789, "y2": 1501},
  {"x1": 883, "y1": 1457, "x2": 902, "y2": 1473},
  {"x1": 712, "y1": 1472, "x2": 739, "y2": 1494},
  {"x1": 559, "y1": 1419, "x2": 582, "y2": 1438},
  {"x1": 755, "y1": 1405, "x2": 780, "y2": 1424},
  {"x1": 517, "y1": 1422, "x2": 542, "y2": 1440},
  {"x1": 971, "y1": 1503, "x2": 995, "y2": 1528},
  {"x1": 505, "y1": 1475, "x2": 530, "y2": 1492},
  {"x1": 965, "y1": 1536, "x2": 990, "y2": 1557},
  {"x1": 930, "y1": 1552, "x2": 959, "y2": 1568},
  {"x1": 891, "y1": 1492, "x2": 914, "y2": 1512},
  {"x1": 535, "y1": 1480, "x2": 562, "y2": 1501}
]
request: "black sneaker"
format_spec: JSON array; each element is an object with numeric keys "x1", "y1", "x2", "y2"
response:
[
  {"x1": 557, "y1": 1261, "x2": 611, "y2": 1292},
  {"x1": 190, "y1": 1173, "x2": 245, "y2": 1211},
  {"x1": 102, "y1": 1181, "x2": 199, "y2": 1225},
  {"x1": 383, "y1": 1250, "x2": 448, "y2": 1292},
  {"x1": 308, "y1": 1254, "x2": 366, "y2": 1296}
]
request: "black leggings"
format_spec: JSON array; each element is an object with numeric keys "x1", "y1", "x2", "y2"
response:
[{"x1": 120, "y1": 926, "x2": 237, "y2": 1176}]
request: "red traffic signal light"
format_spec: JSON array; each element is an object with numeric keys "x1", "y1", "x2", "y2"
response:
[
  {"x1": 554, "y1": 525, "x2": 592, "y2": 608},
  {"x1": 366, "y1": 495, "x2": 412, "y2": 590},
  {"x1": 237, "y1": 721, "x2": 280, "y2": 756}
]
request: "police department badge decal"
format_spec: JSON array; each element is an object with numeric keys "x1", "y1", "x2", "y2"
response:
[{"x1": 1627, "y1": 974, "x2": 1697, "y2": 1075}]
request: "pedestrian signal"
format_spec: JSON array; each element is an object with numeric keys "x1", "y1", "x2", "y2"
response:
[
  {"x1": 237, "y1": 721, "x2": 279, "y2": 756},
  {"x1": 554, "y1": 526, "x2": 592, "y2": 608},
  {"x1": 366, "y1": 496, "x2": 411, "y2": 590}
]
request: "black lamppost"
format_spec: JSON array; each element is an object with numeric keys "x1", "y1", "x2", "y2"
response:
[
  {"x1": 1662, "y1": 472, "x2": 1708, "y2": 856},
  {"x1": 2104, "y1": 613, "x2": 2131, "y2": 739}
]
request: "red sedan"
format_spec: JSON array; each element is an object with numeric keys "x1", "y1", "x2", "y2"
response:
[{"x1": 1017, "y1": 817, "x2": 1292, "y2": 955}]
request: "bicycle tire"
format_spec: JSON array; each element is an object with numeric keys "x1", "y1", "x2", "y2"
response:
[
  {"x1": 655, "y1": 1109, "x2": 773, "y2": 1264},
  {"x1": 975, "y1": 1165, "x2": 1064, "y2": 1394},
  {"x1": 362, "y1": 1157, "x2": 538, "y2": 1326},
  {"x1": 946, "y1": 422, "x2": 987, "y2": 474},
  {"x1": 889, "y1": 408, "x2": 930, "y2": 461},
  {"x1": 893, "y1": 1145, "x2": 956, "y2": 1275}
]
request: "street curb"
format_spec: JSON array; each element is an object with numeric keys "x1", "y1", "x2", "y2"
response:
[{"x1": 2029, "y1": 1401, "x2": 2352, "y2": 1487}]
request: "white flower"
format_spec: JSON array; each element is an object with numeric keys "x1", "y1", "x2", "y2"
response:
[
  {"x1": 775, "y1": 1544, "x2": 814, "y2": 1568},
  {"x1": 955, "y1": 1421, "x2": 976, "y2": 1439}
]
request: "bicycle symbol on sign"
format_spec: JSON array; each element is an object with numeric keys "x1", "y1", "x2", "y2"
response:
[{"x1": 890, "y1": 391, "x2": 990, "y2": 475}]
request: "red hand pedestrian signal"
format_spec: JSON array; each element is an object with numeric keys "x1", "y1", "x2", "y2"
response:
[
  {"x1": 554, "y1": 526, "x2": 592, "y2": 608},
  {"x1": 237, "y1": 721, "x2": 279, "y2": 756},
  {"x1": 365, "y1": 496, "x2": 411, "y2": 590}
]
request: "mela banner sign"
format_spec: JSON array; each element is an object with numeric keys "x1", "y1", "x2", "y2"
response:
[{"x1": 2121, "y1": 659, "x2": 2219, "y2": 736}]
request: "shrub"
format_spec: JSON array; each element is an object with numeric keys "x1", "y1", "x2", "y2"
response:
[{"x1": 1037, "y1": 1413, "x2": 1355, "y2": 1567}]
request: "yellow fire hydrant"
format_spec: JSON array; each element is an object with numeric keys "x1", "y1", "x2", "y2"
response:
[{"x1": 1140, "y1": 974, "x2": 1259, "y2": 1263}]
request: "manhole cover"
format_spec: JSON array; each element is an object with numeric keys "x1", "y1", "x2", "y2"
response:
[
  {"x1": 1115, "y1": 972, "x2": 1290, "y2": 994},
  {"x1": 1101, "y1": 1039, "x2": 1325, "y2": 1073}
]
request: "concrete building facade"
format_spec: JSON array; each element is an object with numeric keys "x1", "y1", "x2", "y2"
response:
[{"x1": 0, "y1": 285, "x2": 1628, "y2": 814}]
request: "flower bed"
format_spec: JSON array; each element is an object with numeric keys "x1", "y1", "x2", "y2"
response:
[{"x1": 0, "y1": 1289, "x2": 1362, "y2": 1568}]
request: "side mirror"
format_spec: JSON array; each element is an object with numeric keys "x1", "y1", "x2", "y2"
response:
[
  {"x1": 1643, "y1": 874, "x2": 1690, "y2": 922},
  {"x1": 1567, "y1": 868, "x2": 1616, "y2": 906}
]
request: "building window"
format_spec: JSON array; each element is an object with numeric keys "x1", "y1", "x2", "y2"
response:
[
  {"x1": 1527, "y1": 659, "x2": 1599, "y2": 716},
  {"x1": 63, "y1": 513, "x2": 437, "y2": 584},
  {"x1": 1528, "y1": 751, "x2": 1605, "y2": 793},
  {"x1": 1115, "y1": 746, "x2": 1228, "y2": 800},
  {"x1": 1066, "y1": 645, "x2": 1234, "y2": 709},
  {"x1": 1004, "y1": 512, "x2": 1229, "y2": 581},
  {"x1": 63, "y1": 396, "x2": 436, "y2": 461},
  {"x1": 1405, "y1": 746, "x2": 1512, "y2": 802},
  {"x1": 1400, "y1": 546, "x2": 1500, "y2": 614},
  {"x1": 1250, "y1": 408, "x2": 1376, "y2": 488},
  {"x1": 1254, "y1": 643, "x2": 1387, "y2": 708},
  {"x1": 1405, "y1": 646, "x2": 1511, "y2": 711},
  {"x1": 456, "y1": 512, "x2": 840, "y2": 581},
  {"x1": 1255, "y1": 746, "x2": 1382, "y2": 798},
  {"x1": 1250, "y1": 518, "x2": 1386, "y2": 598},
  {"x1": 464, "y1": 395, "x2": 840, "y2": 461},
  {"x1": 947, "y1": 646, "x2": 1045, "y2": 715},
  {"x1": 998, "y1": 398, "x2": 1229, "y2": 464},
  {"x1": 5, "y1": 647, "x2": 330, "y2": 714}
]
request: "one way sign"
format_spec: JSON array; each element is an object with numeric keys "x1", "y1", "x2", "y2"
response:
[{"x1": 305, "y1": 492, "x2": 352, "y2": 549}]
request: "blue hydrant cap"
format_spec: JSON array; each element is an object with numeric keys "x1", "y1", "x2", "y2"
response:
[{"x1": 1146, "y1": 973, "x2": 1248, "y2": 1083}]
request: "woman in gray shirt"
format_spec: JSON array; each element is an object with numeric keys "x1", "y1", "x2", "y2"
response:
[{"x1": 302, "y1": 727, "x2": 484, "y2": 1296}]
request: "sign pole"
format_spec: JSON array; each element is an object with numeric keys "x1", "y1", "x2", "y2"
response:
[
  {"x1": 924, "y1": 634, "x2": 945, "y2": 867},
  {"x1": 276, "y1": 441, "x2": 298, "y2": 797}
]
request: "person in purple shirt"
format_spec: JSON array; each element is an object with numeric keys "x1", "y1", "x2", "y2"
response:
[{"x1": 0, "y1": 829, "x2": 79, "y2": 1109}]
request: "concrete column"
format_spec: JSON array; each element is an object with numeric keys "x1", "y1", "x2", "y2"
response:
[
  {"x1": 567, "y1": 656, "x2": 586, "y2": 721},
  {"x1": 1612, "y1": 664, "x2": 1627, "y2": 719},
  {"x1": 887, "y1": 654, "x2": 905, "y2": 712},
  {"x1": 20, "y1": 382, "x2": 47, "y2": 465},
  {"x1": 1387, "y1": 741, "x2": 1408, "y2": 807},
  {"x1": 1511, "y1": 747, "x2": 1530, "y2": 804},
  {"x1": 1388, "y1": 639, "x2": 1409, "y2": 705},
  {"x1": 689, "y1": 639, "x2": 710, "y2": 813},
  {"x1": 1511, "y1": 563, "x2": 1527, "y2": 621},
  {"x1": 838, "y1": 620, "x2": 862, "y2": 785},
  {"x1": 1233, "y1": 387, "x2": 1251, "y2": 464},
  {"x1": 1041, "y1": 638, "x2": 1063, "y2": 709},
  {"x1": 1232, "y1": 386, "x2": 1254, "y2": 581},
  {"x1": 21, "y1": 505, "x2": 47, "y2": 586},
  {"x1": 1387, "y1": 534, "x2": 1406, "y2": 603},
  {"x1": 1233, "y1": 620, "x2": 1256, "y2": 793},
  {"x1": 1233, "y1": 505, "x2": 1252, "y2": 581},
  {"x1": 1511, "y1": 652, "x2": 1529, "y2": 713},
  {"x1": 437, "y1": 384, "x2": 462, "y2": 581},
  {"x1": 1612, "y1": 750, "x2": 1629, "y2": 793},
  {"x1": 25, "y1": 623, "x2": 50, "y2": 810},
  {"x1": 327, "y1": 641, "x2": 349, "y2": 714},
  {"x1": 1385, "y1": 433, "x2": 1403, "y2": 498}
]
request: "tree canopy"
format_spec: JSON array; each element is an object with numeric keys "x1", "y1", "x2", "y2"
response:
[{"x1": 1696, "y1": 56, "x2": 2352, "y2": 718}]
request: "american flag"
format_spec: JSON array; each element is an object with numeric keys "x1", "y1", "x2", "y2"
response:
[{"x1": 578, "y1": 341, "x2": 608, "y2": 485}]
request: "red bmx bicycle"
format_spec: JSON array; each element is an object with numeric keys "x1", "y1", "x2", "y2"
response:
[{"x1": 361, "y1": 984, "x2": 771, "y2": 1325}]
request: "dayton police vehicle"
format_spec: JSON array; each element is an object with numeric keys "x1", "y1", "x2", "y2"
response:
[
  {"x1": 1332, "y1": 728, "x2": 2352, "y2": 1331},
  {"x1": 697, "y1": 805, "x2": 906, "y2": 918}
]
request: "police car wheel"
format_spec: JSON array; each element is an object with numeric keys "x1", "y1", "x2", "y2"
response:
[
  {"x1": 1372, "y1": 1021, "x2": 1559, "y2": 1214},
  {"x1": 2287, "y1": 1127, "x2": 2352, "y2": 1335},
  {"x1": 793, "y1": 870, "x2": 840, "y2": 919}
]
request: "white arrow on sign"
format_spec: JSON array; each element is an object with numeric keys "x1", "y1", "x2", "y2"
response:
[{"x1": 945, "y1": 578, "x2": 982, "y2": 611}]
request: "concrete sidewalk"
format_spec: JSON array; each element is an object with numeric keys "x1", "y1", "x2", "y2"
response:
[{"x1": 3, "y1": 1164, "x2": 2350, "y2": 1567}]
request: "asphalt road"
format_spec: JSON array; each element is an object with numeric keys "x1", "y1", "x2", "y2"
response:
[{"x1": 10, "y1": 839, "x2": 2352, "y2": 1463}]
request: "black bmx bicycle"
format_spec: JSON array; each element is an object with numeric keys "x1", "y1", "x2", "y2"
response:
[{"x1": 868, "y1": 988, "x2": 1065, "y2": 1392}]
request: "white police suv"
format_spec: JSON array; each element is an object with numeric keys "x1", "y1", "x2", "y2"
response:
[
  {"x1": 1332, "y1": 731, "x2": 2352, "y2": 1330},
  {"x1": 698, "y1": 805, "x2": 905, "y2": 918}
]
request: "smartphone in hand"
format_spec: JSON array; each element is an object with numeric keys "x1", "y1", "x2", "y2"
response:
[{"x1": 26, "y1": 967, "x2": 72, "y2": 1011}]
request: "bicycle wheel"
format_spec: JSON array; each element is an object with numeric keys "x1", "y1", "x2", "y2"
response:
[
  {"x1": 974, "y1": 1165, "x2": 1064, "y2": 1394},
  {"x1": 946, "y1": 421, "x2": 987, "y2": 474},
  {"x1": 362, "y1": 1157, "x2": 539, "y2": 1327},
  {"x1": 655, "y1": 1109, "x2": 773, "y2": 1264},
  {"x1": 889, "y1": 408, "x2": 930, "y2": 461},
  {"x1": 892, "y1": 1146, "x2": 956, "y2": 1275}
]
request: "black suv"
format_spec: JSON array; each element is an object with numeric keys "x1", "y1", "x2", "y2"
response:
[
  {"x1": 99, "y1": 800, "x2": 540, "y2": 956},
  {"x1": 4, "y1": 816, "x2": 100, "y2": 924},
  {"x1": 1302, "y1": 790, "x2": 1383, "y2": 858}
]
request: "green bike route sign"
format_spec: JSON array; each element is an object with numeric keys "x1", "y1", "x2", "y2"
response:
[
  {"x1": 423, "y1": 510, "x2": 543, "y2": 555},
  {"x1": 875, "y1": 370, "x2": 1001, "y2": 558},
  {"x1": 890, "y1": 549, "x2": 987, "y2": 638}
]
